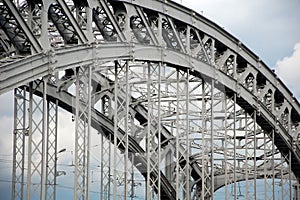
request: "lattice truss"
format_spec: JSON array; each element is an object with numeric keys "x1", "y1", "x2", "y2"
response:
[
  {"x1": 12, "y1": 88, "x2": 28, "y2": 200},
  {"x1": 0, "y1": 0, "x2": 300, "y2": 200},
  {"x1": 80, "y1": 60, "x2": 296, "y2": 199}
]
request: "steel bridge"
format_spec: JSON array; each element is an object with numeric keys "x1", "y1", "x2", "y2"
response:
[{"x1": 0, "y1": 0, "x2": 300, "y2": 199}]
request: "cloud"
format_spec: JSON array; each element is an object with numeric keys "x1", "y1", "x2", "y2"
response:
[
  {"x1": 0, "y1": 116, "x2": 13, "y2": 154},
  {"x1": 0, "y1": 115, "x2": 13, "y2": 200},
  {"x1": 275, "y1": 42, "x2": 300, "y2": 99},
  {"x1": 57, "y1": 109, "x2": 75, "y2": 154},
  {"x1": 0, "y1": 91, "x2": 13, "y2": 118}
]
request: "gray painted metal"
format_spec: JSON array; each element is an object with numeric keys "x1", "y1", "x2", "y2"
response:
[
  {"x1": 1, "y1": 44, "x2": 299, "y2": 174},
  {"x1": 0, "y1": 0, "x2": 299, "y2": 199}
]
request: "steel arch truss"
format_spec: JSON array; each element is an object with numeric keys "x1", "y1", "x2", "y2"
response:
[{"x1": 1, "y1": 0, "x2": 300, "y2": 200}]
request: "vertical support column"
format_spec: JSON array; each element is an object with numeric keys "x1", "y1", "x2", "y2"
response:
[
  {"x1": 45, "y1": 96, "x2": 58, "y2": 200},
  {"x1": 74, "y1": 66, "x2": 92, "y2": 200},
  {"x1": 210, "y1": 80, "x2": 215, "y2": 200},
  {"x1": 279, "y1": 153, "x2": 292, "y2": 199},
  {"x1": 271, "y1": 130, "x2": 275, "y2": 199},
  {"x1": 113, "y1": 62, "x2": 119, "y2": 200},
  {"x1": 157, "y1": 63, "x2": 162, "y2": 200},
  {"x1": 263, "y1": 131, "x2": 273, "y2": 200},
  {"x1": 99, "y1": 95, "x2": 112, "y2": 200},
  {"x1": 185, "y1": 70, "x2": 190, "y2": 200},
  {"x1": 27, "y1": 80, "x2": 47, "y2": 200},
  {"x1": 157, "y1": 63, "x2": 162, "y2": 199},
  {"x1": 280, "y1": 152, "x2": 292, "y2": 200},
  {"x1": 175, "y1": 71, "x2": 180, "y2": 199},
  {"x1": 253, "y1": 111, "x2": 257, "y2": 200},
  {"x1": 124, "y1": 62, "x2": 130, "y2": 199},
  {"x1": 232, "y1": 94, "x2": 237, "y2": 200},
  {"x1": 280, "y1": 154, "x2": 287, "y2": 200},
  {"x1": 112, "y1": 61, "x2": 130, "y2": 200},
  {"x1": 289, "y1": 152, "x2": 293, "y2": 200},
  {"x1": 12, "y1": 88, "x2": 28, "y2": 200},
  {"x1": 100, "y1": 133, "x2": 111, "y2": 200},
  {"x1": 146, "y1": 62, "x2": 161, "y2": 200},
  {"x1": 245, "y1": 112, "x2": 249, "y2": 200},
  {"x1": 224, "y1": 95, "x2": 229, "y2": 200},
  {"x1": 244, "y1": 110, "x2": 257, "y2": 200},
  {"x1": 100, "y1": 92, "x2": 112, "y2": 199},
  {"x1": 200, "y1": 80, "x2": 215, "y2": 199},
  {"x1": 175, "y1": 69, "x2": 190, "y2": 200},
  {"x1": 223, "y1": 96, "x2": 235, "y2": 200},
  {"x1": 201, "y1": 81, "x2": 211, "y2": 200}
]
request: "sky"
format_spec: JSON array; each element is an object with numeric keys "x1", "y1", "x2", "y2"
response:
[
  {"x1": 1, "y1": 0, "x2": 300, "y2": 199},
  {"x1": 173, "y1": 0, "x2": 300, "y2": 98}
]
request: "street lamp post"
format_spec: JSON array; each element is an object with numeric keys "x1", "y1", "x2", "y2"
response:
[
  {"x1": 52, "y1": 148, "x2": 67, "y2": 200},
  {"x1": 55, "y1": 148, "x2": 67, "y2": 177}
]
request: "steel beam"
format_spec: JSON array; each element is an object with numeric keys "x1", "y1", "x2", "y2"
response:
[
  {"x1": 2, "y1": 1, "x2": 300, "y2": 198},
  {"x1": 56, "y1": 0, "x2": 88, "y2": 44},
  {"x1": 45, "y1": 76, "x2": 59, "y2": 200},
  {"x1": 26, "y1": 80, "x2": 47, "y2": 200},
  {"x1": 145, "y1": 62, "x2": 161, "y2": 200},
  {"x1": 2, "y1": 43, "x2": 300, "y2": 183},
  {"x1": 27, "y1": 76, "x2": 177, "y2": 200},
  {"x1": 12, "y1": 88, "x2": 28, "y2": 200},
  {"x1": 74, "y1": 66, "x2": 92, "y2": 200},
  {"x1": 45, "y1": 97, "x2": 58, "y2": 200},
  {"x1": 2, "y1": 0, "x2": 42, "y2": 53},
  {"x1": 112, "y1": 61, "x2": 130, "y2": 200}
]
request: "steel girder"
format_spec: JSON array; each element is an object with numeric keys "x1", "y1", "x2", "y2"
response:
[
  {"x1": 91, "y1": 63, "x2": 203, "y2": 197},
  {"x1": 45, "y1": 87, "x2": 58, "y2": 200},
  {"x1": 24, "y1": 63, "x2": 293, "y2": 200},
  {"x1": 26, "y1": 80, "x2": 177, "y2": 200},
  {"x1": 1, "y1": 43, "x2": 299, "y2": 179},
  {"x1": 12, "y1": 88, "x2": 28, "y2": 200},
  {"x1": 0, "y1": 0, "x2": 42, "y2": 54},
  {"x1": 0, "y1": 44, "x2": 300, "y2": 199},
  {"x1": 0, "y1": 0, "x2": 300, "y2": 199},
  {"x1": 1, "y1": 43, "x2": 298, "y2": 198}
]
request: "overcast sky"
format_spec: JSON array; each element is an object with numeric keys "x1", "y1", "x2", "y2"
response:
[
  {"x1": 174, "y1": 0, "x2": 300, "y2": 98},
  {"x1": 0, "y1": 0, "x2": 300, "y2": 199}
]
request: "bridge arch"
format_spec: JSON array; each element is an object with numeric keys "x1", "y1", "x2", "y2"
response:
[{"x1": 0, "y1": 0, "x2": 299, "y2": 199}]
